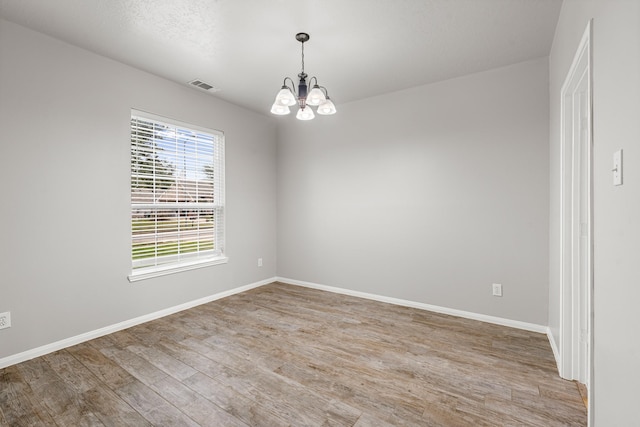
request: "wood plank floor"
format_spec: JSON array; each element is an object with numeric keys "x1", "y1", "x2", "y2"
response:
[{"x1": 0, "y1": 282, "x2": 587, "y2": 426}]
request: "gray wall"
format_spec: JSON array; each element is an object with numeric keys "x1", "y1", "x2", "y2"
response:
[
  {"x1": 549, "y1": 0, "x2": 640, "y2": 424},
  {"x1": 277, "y1": 58, "x2": 550, "y2": 325},
  {"x1": 0, "y1": 19, "x2": 278, "y2": 359}
]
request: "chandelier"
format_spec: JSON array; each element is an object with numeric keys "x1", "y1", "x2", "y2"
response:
[{"x1": 270, "y1": 33, "x2": 336, "y2": 120}]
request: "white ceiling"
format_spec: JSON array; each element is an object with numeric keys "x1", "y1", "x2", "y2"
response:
[{"x1": 0, "y1": 0, "x2": 562, "y2": 114}]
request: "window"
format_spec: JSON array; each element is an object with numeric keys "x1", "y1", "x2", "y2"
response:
[{"x1": 129, "y1": 110, "x2": 226, "y2": 281}]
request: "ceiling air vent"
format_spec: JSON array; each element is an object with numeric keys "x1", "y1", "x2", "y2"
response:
[{"x1": 188, "y1": 79, "x2": 220, "y2": 93}]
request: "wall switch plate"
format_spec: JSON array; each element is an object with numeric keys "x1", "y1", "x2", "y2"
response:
[
  {"x1": 613, "y1": 149, "x2": 623, "y2": 186},
  {"x1": 0, "y1": 312, "x2": 11, "y2": 330},
  {"x1": 492, "y1": 283, "x2": 503, "y2": 297},
  {"x1": 258, "y1": 258, "x2": 263, "y2": 267}
]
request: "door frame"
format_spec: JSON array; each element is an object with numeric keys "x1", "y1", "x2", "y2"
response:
[{"x1": 559, "y1": 19, "x2": 593, "y2": 422}]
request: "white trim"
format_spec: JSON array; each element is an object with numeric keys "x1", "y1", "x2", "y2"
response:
[
  {"x1": 1, "y1": 275, "x2": 552, "y2": 370},
  {"x1": 548, "y1": 327, "x2": 561, "y2": 373},
  {"x1": 276, "y1": 277, "x2": 547, "y2": 334},
  {"x1": 0, "y1": 277, "x2": 276, "y2": 370},
  {"x1": 559, "y1": 19, "x2": 593, "y2": 383},
  {"x1": 131, "y1": 109, "x2": 225, "y2": 137},
  {"x1": 128, "y1": 256, "x2": 228, "y2": 282},
  {"x1": 558, "y1": 20, "x2": 593, "y2": 427},
  {"x1": 129, "y1": 109, "x2": 226, "y2": 280}
]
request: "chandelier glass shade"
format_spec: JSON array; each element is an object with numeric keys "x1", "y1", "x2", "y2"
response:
[{"x1": 271, "y1": 33, "x2": 336, "y2": 120}]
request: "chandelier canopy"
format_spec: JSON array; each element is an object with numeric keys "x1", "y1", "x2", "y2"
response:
[{"x1": 271, "y1": 33, "x2": 336, "y2": 120}]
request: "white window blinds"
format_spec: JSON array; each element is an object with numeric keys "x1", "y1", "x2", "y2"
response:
[{"x1": 129, "y1": 110, "x2": 226, "y2": 281}]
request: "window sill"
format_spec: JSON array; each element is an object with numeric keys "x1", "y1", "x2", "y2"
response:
[{"x1": 128, "y1": 256, "x2": 228, "y2": 282}]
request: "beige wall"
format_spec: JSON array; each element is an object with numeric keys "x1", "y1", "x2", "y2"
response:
[
  {"x1": 0, "y1": 19, "x2": 278, "y2": 360},
  {"x1": 277, "y1": 58, "x2": 550, "y2": 325}
]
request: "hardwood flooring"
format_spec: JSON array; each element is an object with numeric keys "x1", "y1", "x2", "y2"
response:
[
  {"x1": 0, "y1": 282, "x2": 587, "y2": 426},
  {"x1": 576, "y1": 382, "x2": 588, "y2": 410}
]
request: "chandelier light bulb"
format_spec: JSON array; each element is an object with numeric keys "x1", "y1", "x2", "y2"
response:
[
  {"x1": 270, "y1": 103, "x2": 291, "y2": 115},
  {"x1": 317, "y1": 98, "x2": 337, "y2": 115},
  {"x1": 307, "y1": 85, "x2": 326, "y2": 106},
  {"x1": 275, "y1": 87, "x2": 297, "y2": 106},
  {"x1": 296, "y1": 107, "x2": 315, "y2": 120}
]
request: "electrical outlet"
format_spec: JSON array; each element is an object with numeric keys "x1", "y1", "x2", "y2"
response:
[
  {"x1": 0, "y1": 312, "x2": 11, "y2": 330},
  {"x1": 492, "y1": 283, "x2": 503, "y2": 297},
  {"x1": 258, "y1": 258, "x2": 263, "y2": 267}
]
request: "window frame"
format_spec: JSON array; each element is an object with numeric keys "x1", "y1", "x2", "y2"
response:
[{"x1": 128, "y1": 110, "x2": 227, "y2": 282}]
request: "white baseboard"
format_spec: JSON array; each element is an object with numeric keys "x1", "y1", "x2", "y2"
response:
[
  {"x1": 547, "y1": 327, "x2": 561, "y2": 375},
  {"x1": 0, "y1": 277, "x2": 276, "y2": 370},
  {"x1": 276, "y1": 276, "x2": 548, "y2": 334},
  {"x1": 1, "y1": 276, "x2": 552, "y2": 370}
]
